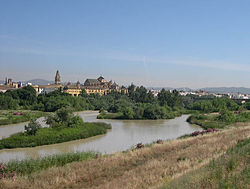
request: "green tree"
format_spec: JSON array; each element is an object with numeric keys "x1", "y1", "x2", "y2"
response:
[
  {"x1": 122, "y1": 107, "x2": 135, "y2": 119},
  {"x1": 218, "y1": 110, "x2": 236, "y2": 123},
  {"x1": 24, "y1": 119, "x2": 41, "y2": 135}
]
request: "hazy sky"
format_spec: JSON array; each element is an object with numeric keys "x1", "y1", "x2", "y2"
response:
[{"x1": 1, "y1": 0, "x2": 250, "y2": 88}]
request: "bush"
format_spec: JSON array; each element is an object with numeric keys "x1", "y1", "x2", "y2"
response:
[
  {"x1": 24, "y1": 119, "x2": 41, "y2": 135},
  {"x1": 46, "y1": 107, "x2": 75, "y2": 128},
  {"x1": 0, "y1": 163, "x2": 16, "y2": 180},
  {"x1": 202, "y1": 122, "x2": 221, "y2": 129},
  {"x1": 217, "y1": 110, "x2": 236, "y2": 123}
]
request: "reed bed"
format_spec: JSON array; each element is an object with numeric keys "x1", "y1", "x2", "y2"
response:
[{"x1": 6, "y1": 151, "x2": 97, "y2": 176}]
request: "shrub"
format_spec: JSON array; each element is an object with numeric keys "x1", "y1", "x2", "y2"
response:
[
  {"x1": 136, "y1": 143, "x2": 144, "y2": 149},
  {"x1": 0, "y1": 163, "x2": 16, "y2": 180},
  {"x1": 24, "y1": 119, "x2": 41, "y2": 135},
  {"x1": 217, "y1": 110, "x2": 236, "y2": 123},
  {"x1": 99, "y1": 107, "x2": 106, "y2": 114}
]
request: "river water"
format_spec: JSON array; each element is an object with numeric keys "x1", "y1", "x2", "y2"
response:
[{"x1": 0, "y1": 111, "x2": 202, "y2": 163}]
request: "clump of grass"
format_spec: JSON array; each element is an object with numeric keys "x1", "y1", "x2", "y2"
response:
[
  {"x1": 5, "y1": 151, "x2": 98, "y2": 176},
  {"x1": 177, "y1": 156, "x2": 186, "y2": 162}
]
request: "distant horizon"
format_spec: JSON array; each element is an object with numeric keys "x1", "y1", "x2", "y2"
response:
[
  {"x1": 1, "y1": 1, "x2": 250, "y2": 88},
  {"x1": 2, "y1": 76, "x2": 250, "y2": 91}
]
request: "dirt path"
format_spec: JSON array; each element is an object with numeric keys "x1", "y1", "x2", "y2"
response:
[{"x1": 1, "y1": 125, "x2": 250, "y2": 189}]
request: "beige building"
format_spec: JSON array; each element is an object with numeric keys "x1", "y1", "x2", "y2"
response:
[
  {"x1": 64, "y1": 76, "x2": 127, "y2": 96},
  {"x1": 63, "y1": 81, "x2": 82, "y2": 96},
  {"x1": 0, "y1": 77, "x2": 19, "y2": 93},
  {"x1": 32, "y1": 70, "x2": 62, "y2": 95},
  {"x1": 32, "y1": 71, "x2": 127, "y2": 96}
]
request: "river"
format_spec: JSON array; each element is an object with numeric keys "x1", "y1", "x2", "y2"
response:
[{"x1": 0, "y1": 111, "x2": 202, "y2": 163}]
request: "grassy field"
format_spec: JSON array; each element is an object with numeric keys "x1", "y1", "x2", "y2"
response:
[
  {"x1": 0, "y1": 110, "x2": 46, "y2": 125},
  {"x1": 0, "y1": 122, "x2": 249, "y2": 188}
]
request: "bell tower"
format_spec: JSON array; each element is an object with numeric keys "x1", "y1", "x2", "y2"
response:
[{"x1": 55, "y1": 70, "x2": 61, "y2": 85}]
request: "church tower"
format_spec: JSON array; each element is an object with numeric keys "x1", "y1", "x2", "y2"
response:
[{"x1": 55, "y1": 70, "x2": 61, "y2": 85}]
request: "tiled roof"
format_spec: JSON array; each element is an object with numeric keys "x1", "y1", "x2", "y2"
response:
[{"x1": 84, "y1": 79, "x2": 101, "y2": 85}]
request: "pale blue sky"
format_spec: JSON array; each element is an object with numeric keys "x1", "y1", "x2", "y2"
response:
[{"x1": 1, "y1": 0, "x2": 250, "y2": 88}]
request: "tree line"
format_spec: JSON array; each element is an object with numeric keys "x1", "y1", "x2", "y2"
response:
[{"x1": 0, "y1": 85, "x2": 247, "y2": 119}]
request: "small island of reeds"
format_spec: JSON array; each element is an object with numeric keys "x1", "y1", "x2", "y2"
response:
[{"x1": 0, "y1": 107, "x2": 111, "y2": 149}]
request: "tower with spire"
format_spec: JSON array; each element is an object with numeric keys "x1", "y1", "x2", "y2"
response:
[{"x1": 55, "y1": 70, "x2": 61, "y2": 85}]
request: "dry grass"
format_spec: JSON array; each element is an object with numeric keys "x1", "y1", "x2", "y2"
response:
[
  {"x1": 1, "y1": 125, "x2": 250, "y2": 189},
  {"x1": 161, "y1": 137, "x2": 250, "y2": 189}
]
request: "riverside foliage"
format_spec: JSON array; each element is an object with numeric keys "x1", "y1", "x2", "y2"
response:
[
  {"x1": 187, "y1": 110, "x2": 250, "y2": 129},
  {"x1": 0, "y1": 107, "x2": 111, "y2": 149},
  {"x1": 0, "y1": 85, "x2": 185, "y2": 119},
  {"x1": 5, "y1": 151, "x2": 97, "y2": 176},
  {"x1": 0, "y1": 84, "x2": 246, "y2": 120}
]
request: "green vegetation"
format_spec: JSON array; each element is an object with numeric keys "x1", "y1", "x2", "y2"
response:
[
  {"x1": 0, "y1": 122, "x2": 111, "y2": 149},
  {"x1": 97, "y1": 112, "x2": 123, "y2": 119},
  {"x1": 0, "y1": 84, "x2": 246, "y2": 121},
  {"x1": 0, "y1": 85, "x2": 186, "y2": 120},
  {"x1": 24, "y1": 119, "x2": 41, "y2": 135},
  {"x1": 187, "y1": 97, "x2": 240, "y2": 113},
  {"x1": 97, "y1": 87, "x2": 186, "y2": 120},
  {"x1": 0, "y1": 107, "x2": 111, "y2": 149},
  {"x1": 162, "y1": 138, "x2": 250, "y2": 189},
  {"x1": 0, "y1": 110, "x2": 46, "y2": 125},
  {"x1": 5, "y1": 151, "x2": 97, "y2": 176},
  {"x1": 187, "y1": 110, "x2": 250, "y2": 129},
  {"x1": 0, "y1": 86, "x2": 93, "y2": 112}
]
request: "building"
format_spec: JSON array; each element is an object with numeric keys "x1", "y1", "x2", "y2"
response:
[
  {"x1": 64, "y1": 76, "x2": 127, "y2": 96},
  {"x1": 32, "y1": 70, "x2": 63, "y2": 95},
  {"x1": 63, "y1": 81, "x2": 82, "y2": 96},
  {"x1": 55, "y1": 70, "x2": 61, "y2": 85},
  {"x1": 31, "y1": 71, "x2": 127, "y2": 96},
  {"x1": 0, "y1": 77, "x2": 19, "y2": 93}
]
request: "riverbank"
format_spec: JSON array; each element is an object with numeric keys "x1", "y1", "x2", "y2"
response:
[
  {"x1": 1, "y1": 122, "x2": 249, "y2": 188},
  {"x1": 187, "y1": 111, "x2": 250, "y2": 129},
  {"x1": 2, "y1": 151, "x2": 98, "y2": 176},
  {"x1": 0, "y1": 122, "x2": 111, "y2": 150},
  {"x1": 0, "y1": 110, "x2": 47, "y2": 126},
  {"x1": 97, "y1": 109, "x2": 196, "y2": 120}
]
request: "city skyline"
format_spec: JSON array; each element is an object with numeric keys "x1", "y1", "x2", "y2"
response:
[{"x1": 1, "y1": 0, "x2": 250, "y2": 88}]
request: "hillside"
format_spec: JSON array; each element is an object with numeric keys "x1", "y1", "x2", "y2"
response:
[
  {"x1": 201, "y1": 87, "x2": 250, "y2": 94},
  {"x1": 149, "y1": 87, "x2": 250, "y2": 94}
]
